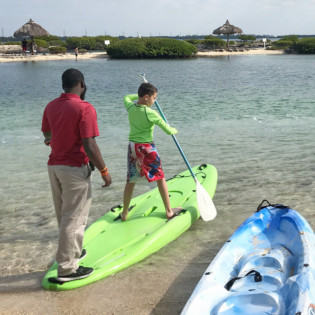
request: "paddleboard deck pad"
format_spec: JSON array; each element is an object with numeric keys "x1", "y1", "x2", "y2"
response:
[
  {"x1": 181, "y1": 201, "x2": 315, "y2": 315},
  {"x1": 42, "y1": 163, "x2": 217, "y2": 290}
]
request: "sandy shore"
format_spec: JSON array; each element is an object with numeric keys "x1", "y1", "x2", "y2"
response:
[
  {"x1": 0, "y1": 51, "x2": 108, "y2": 63},
  {"x1": 197, "y1": 48, "x2": 284, "y2": 57},
  {"x1": 0, "y1": 49, "x2": 284, "y2": 63},
  {"x1": 0, "y1": 234, "x2": 223, "y2": 315}
]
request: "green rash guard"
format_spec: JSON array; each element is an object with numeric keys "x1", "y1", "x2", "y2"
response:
[{"x1": 124, "y1": 94, "x2": 177, "y2": 143}]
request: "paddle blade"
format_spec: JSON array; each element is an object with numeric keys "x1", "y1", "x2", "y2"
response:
[{"x1": 196, "y1": 180, "x2": 217, "y2": 221}]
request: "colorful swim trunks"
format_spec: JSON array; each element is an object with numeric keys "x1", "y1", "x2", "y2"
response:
[{"x1": 127, "y1": 142, "x2": 165, "y2": 183}]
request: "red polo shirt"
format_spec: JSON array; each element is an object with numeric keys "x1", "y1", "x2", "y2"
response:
[{"x1": 41, "y1": 93, "x2": 100, "y2": 166}]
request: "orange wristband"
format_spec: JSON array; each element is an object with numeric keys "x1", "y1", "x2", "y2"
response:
[{"x1": 100, "y1": 167, "x2": 108, "y2": 176}]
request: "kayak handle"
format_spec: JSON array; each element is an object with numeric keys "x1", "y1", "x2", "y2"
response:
[
  {"x1": 224, "y1": 270, "x2": 262, "y2": 291},
  {"x1": 256, "y1": 200, "x2": 289, "y2": 212}
]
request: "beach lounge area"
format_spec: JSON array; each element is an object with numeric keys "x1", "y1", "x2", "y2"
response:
[{"x1": 0, "y1": 48, "x2": 284, "y2": 63}]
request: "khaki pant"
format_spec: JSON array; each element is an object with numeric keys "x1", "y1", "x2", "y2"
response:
[{"x1": 48, "y1": 164, "x2": 92, "y2": 276}]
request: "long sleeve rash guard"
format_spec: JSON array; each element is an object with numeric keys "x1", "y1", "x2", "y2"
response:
[{"x1": 124, "y1": 94, "x2": 177, "y2": 143}]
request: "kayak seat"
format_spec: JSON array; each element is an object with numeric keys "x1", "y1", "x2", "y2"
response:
[
  {"x1": 239, "y1": 252, "x2": 283, "y2": 270},
  {"x1": 237, "y1": 247, "x2": 293, "y2": 276},
  {"x1": 215, "y1": 290, "x2": 285, "y2": 315},
  {"x1": 229, "y1": 266, "x2": 285, "y2": 292},
  {"x1": 226, "y1": 247, "x2": 294, "y2": 293}
]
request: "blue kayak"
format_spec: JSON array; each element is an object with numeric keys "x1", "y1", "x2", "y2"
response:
[{"x1": 182, "y1": 201, "x2": 315, "y2": 315}]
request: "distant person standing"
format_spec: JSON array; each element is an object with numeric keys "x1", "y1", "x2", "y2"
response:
[
  {"x1": 41, "y1": 68, "x2": 112, "y2": 283},
  {"x1": 22, "y1": 38, "x2": 27, "y2": 55},
  {"x1": 75, "y1": 47, "x2": 79, "y2": 61}
]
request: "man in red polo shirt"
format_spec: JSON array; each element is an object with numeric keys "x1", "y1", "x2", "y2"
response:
[{"x1": 42, "y1": 68, "x2": 111, "y2": 283}]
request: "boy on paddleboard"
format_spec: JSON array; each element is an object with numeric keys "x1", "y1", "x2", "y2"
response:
[{"x1": 121, "y1": 82, "x2": 182, "y2": 221}]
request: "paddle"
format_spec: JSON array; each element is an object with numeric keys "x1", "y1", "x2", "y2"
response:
[{"x1": 138, "y1": 74, "x2": 217, "y2": 221}]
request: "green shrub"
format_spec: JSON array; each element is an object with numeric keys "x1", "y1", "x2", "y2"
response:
[
  {"x1": 4, "y1": 42, "x2": 20, "y2": 45},
  {"x1": 66, "y1": 37, "x2": 87, "y2": 50},
  {"x1": 107, "y1": 37, "x2": 197, "y2": 58},
  {"x1": 49, "y1": 40, "x2": 67, "y2": 47},
  {"x1": 107, "y1": 38, "x2": 146, "y2": 58},
  {"x1": 201, "y1": 38, "x2": 225, "y2": 49},
  {"x1": 94, "y1": 36, "x2": 119, "y2": 50},
  {"x1": 185, "y1": 39, "x2": 202, "y2": 45},
  {"x1": 78, "y1": 48, "x2": 87, "y2": 54},
  {"x1": 49, "y1": 46, "x2": 67, "y2": 54},
  {"x1": 272, "y1": 39, "x2": 293, "y2": 49},
  {"x1": 238, "y1": 35, "x2": 256, "y2": 41},
  {"x1": 204, "y1": 35, "x2": 219, "y2": 40},
  {"x1": 65, "y1": 36, "x2": 119, "y2": 50},
  {"x1": 282, "y1": 35, "x2": 299, "y2": 44},
  {"x1": 36, "y1": 35, "x2": 60, "y2": 42},
  {"x1": 293, "y1": 38, "x2": 315, "y2": 53},
  {"x1": 34, "y1": 39, "x2": 48, "y2": 48},
  {"x1": 65, "y1": 37, "x2": 77, "y2": 49},
  {"x1": 81, "y1": 37, "x2": 98, "y2": 50}
]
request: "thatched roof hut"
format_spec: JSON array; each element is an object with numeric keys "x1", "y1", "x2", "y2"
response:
[
  {"x1": 14, "y1": 19, "x2": 50, "y2": 38},
  {"x1": 213, "y1": 20, "x2": 243, "y2": 49},
  {"x1": 14, "y1": 19, "x2": 50, "y2": 54}
]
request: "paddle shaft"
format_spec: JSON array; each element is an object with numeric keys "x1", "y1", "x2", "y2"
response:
[{"x1": 154, "y1": 100, "x2": 196, "y2": 180}]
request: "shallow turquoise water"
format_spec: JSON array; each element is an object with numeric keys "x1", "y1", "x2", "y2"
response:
[{"x1": 1, "y1": 54, "x2": 315, "y2": 276}]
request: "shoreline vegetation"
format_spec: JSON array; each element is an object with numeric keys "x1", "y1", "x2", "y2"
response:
[
  {"x1": 1, "y1": 34, "x2": 314, "y2": 62},
  {"x1": 0, "y1": 49, "x2": 285, "y2": 63}
]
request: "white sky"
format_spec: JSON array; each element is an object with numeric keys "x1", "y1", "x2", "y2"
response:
[{"x1": 1, "y1": 0, "x2": 315, "y2": 38}]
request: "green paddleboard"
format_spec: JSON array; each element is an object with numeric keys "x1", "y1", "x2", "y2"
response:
[{"x1": 42, "y1": 164, "x2": 217, "y2": 290}]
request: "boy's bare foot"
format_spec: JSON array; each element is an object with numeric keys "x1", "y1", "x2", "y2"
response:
[
  {"x1": 121, "y1": 211, "x2": 128, "y2": 221},
  {"x1": 166, "y1": 207, "x2": 183, "y2": 218}
]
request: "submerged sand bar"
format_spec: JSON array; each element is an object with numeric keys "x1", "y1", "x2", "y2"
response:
[
  {"x1": 0, "y1": 49, "x2": 284, "y2": 63},
  {"x1": 197, "y1": 49, "x2": 284, "y2": 57}
]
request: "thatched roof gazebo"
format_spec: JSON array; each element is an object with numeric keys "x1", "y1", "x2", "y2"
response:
[
  {"x1": 13, "y1": 19, "x2": 50, "y2": 54},
  {"x1": 213, "y1": 20, "x2": 242, "y2": 49}
]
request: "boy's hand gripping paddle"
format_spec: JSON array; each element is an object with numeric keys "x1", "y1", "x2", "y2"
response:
[{"x1": 138, "y1": 74, "x2": 217, "y2": 221}]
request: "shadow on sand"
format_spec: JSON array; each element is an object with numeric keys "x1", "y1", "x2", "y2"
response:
[
  {"x1": 151, "y1": 241, "x2": 224, "y2": 315},
  {"x1": 0, "y1": 271, "x2": 45, "y2": 294}
]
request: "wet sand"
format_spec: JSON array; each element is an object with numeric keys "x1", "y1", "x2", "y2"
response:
[
  {"x1": 0, "y1": 49, "x2": 284, "y2": 63},
  {"x1": 0, "y1": 231, "x2": 224, "y2": 315}
]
